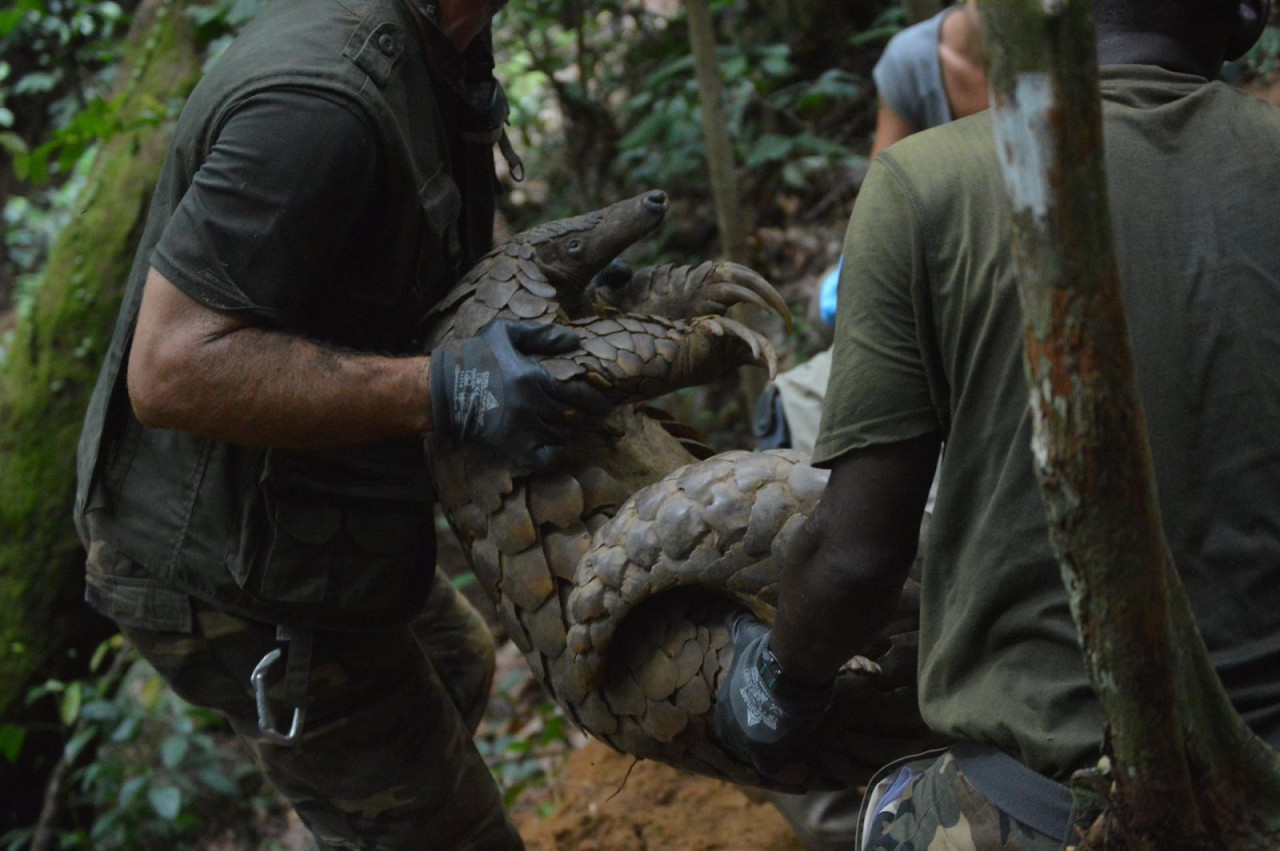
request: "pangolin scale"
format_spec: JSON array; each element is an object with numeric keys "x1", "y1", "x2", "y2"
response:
[{"x1": 421, "y1": 190, "x2": 942, "y2": 791}]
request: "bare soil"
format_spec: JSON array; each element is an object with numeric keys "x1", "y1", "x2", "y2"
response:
[{"x1": 512, "y1": 739, "x2": 805, "y2": 851}]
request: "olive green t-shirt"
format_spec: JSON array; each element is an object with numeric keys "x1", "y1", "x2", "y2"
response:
[{"x1": 813, "y1": 66, "x2": 1280, "y2": 780}]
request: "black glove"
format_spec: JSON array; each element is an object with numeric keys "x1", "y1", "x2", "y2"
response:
[
  {"x1": 430, "y1": 319, "x2": 609, "y2": 472},
  {"x1": 713, "y1": 612, "x2": 835, "y2": 778}
]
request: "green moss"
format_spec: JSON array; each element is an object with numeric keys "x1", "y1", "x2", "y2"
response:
[{"x1": 0, "y1": 0, "x2": 202, "y2": 716}]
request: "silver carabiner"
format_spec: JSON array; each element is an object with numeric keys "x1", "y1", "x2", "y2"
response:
[{"x1": 250, "y1": 647, "x2": 307, "y2": 745}]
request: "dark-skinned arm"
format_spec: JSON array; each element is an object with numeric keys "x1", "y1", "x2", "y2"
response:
[
  {"x1": 712, "y1": 433, "x2": 940, "y2": 775},
  {"x1": 869, "y1": 103, "x2": 919, "y2": 160},
  {"x1": 771, "y1": 431, "x2": 941, "y2": 686}
]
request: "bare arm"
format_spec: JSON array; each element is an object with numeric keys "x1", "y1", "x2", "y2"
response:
[
  {"x1": 869, "y1": 103, "x2": 919, "y2": 160},
  {"x1": 771, "y1": 432, "x2": 941, "y2": 686},
  {"x1": 128, "y1": 266, "x2": 434, "y2": 449}
]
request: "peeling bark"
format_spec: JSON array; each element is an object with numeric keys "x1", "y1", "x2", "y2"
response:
[{"x1": 981, "y1": 1, "x2": 1280, "y2": 847}]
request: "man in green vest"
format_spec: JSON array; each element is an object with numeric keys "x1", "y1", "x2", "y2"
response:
[
  {"x1": 74, "y1": 0, "x2": 605, "y2": 847},
  {"x1": 715, "y1": 1, "x2": 1280, "y2": 848}
]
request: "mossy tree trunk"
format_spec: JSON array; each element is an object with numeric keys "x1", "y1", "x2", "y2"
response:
[
  {"x1": 0, "y1": 0, "x2": 202, "y2": 824},
  {"x1": 980, "y1": 1, "x2": 1280, "y2": 847}
]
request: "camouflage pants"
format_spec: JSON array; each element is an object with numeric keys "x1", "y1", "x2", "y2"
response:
[
  {"x1": 865, "y1": 751, "x2": 1064, "y2": 851},
  {"x1": 119, "y1": 573, "x2": 522, "y2": 851}
]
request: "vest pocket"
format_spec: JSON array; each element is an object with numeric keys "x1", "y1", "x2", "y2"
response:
[
  {"x1": 256, "y1": 499, "x2": 342, "y2": 604},
  {"x1": 238, "y1": 452, "x2": 433, "y2": 617}
]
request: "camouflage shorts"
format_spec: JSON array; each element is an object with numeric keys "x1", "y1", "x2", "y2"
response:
[
  {"x1": 119, "y1": 572, "x2": 522, "y2": 851},
  {"x1": 865, "y1": 750, "x2": 1064, "y2": 851}
]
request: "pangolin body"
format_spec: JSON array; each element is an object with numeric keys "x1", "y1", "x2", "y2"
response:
[{"x1": 423, "y1": 191, "x2": 940, "y2": 791}]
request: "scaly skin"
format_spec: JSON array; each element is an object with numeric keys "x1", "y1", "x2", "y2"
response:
[{"x1": 423, "y1": 191, "x2": 938, "y2": 791}]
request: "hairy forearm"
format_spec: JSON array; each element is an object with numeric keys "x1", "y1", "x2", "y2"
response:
[
  {"x1": 139, "y1": 327, "x2": 432, "y2": 448},
  {"x1": 129, "y1": 268, "x2": 435, "y2": 449}
]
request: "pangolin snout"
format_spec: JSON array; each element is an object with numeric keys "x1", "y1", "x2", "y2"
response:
[{"x1": 644, "y1": 191, "x2": 669, "y2": 213}]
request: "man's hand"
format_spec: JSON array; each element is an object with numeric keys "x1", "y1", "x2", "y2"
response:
[
  {"x1": 430, "y1": 319, "x2": 609, "y2": 472},
  {"x1": 713, "y1": 611, "x2": 835, "y2": 778}
]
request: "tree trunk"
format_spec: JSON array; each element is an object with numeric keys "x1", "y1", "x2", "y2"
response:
[
  {"x1": 684, "y1": 0, "x2": 766, "y2": 403},
  {"x1": 0, "y1": 0, "x2": 202, "y2": 826},
  {"x1": 981, "y1": 1, "x2": 1280, "y2": 847}
]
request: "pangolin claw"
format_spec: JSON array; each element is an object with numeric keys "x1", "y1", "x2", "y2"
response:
[{"x1": 589, "y1": 260, "x2": 792, "y2": 331}]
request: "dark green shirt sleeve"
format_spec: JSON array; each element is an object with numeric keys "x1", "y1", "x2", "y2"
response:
[
  {"x1": 811, "y1": 157, "x2": 943, "y2": 467},
  {"x1": 151, "y1": 88, "x2": 381, "y2": 325}
]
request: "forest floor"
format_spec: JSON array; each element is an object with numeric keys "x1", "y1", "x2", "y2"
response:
[
  {"x1": 510, "y1": 737, "x2": 805, "y2": 851},
  {"x1": 492, "y1": 641, "x2": 810, "y2": 851}
]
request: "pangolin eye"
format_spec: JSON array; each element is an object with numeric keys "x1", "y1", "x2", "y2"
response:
[{"x1": 568, "y1": 240, "x2": 583, "y2": 254}]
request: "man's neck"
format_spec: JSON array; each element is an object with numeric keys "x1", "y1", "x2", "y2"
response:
[
  {"x1": 942, "y1": 3, "x2": 984, "y2": 66},
  {"x1": 1095, "y1": 30, "x2": 1222, "y2": 79}
]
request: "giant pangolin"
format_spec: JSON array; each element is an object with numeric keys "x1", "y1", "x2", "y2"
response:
[{"x1": 421, "y1": 191, "x2": 940, "y2": 791}]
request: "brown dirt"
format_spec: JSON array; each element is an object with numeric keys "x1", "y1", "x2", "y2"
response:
[{"x1": 512, "y1": 739, "x2": 805, "y2": 851}]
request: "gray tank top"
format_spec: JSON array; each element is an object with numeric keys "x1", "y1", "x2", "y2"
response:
[{"x1": 872, "y1": 7, "x2": 955, "y2": 130}]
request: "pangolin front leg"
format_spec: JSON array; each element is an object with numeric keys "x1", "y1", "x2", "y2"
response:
[
  {"x1": 586, "y1": 260, "x2": 791, "y2": 327},
  {"x1": 537, "y1": 313, "x2": 779, "y2": 405}
]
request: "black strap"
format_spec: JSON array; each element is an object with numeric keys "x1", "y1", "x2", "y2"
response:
[
  {"x1": 951, "y1": 741, "x2": 1073, "y2": 843},
  {"x1": 278, "y1": 625, "x2": 314, "y2": 710}
]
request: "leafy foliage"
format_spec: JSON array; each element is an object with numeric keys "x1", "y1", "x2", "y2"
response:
[
  {"x1": 496, "y1": 1, "x2": 883, "y2": 241},
  {"x1": 476, "y1": 643, "x2": 584, "y2": 811},
  {"x1": 1, "y1": 150, "x2": 92, "y2": 344},
  {"x1": 0, "y1": 0, "x2": 131, "y2": 174},
  {"x1": 1230, "y1": 24, "x2": 1280, "y2": 81},
  {"x1": 1, "y1": 638, "x2": 286, "y2": 851}
]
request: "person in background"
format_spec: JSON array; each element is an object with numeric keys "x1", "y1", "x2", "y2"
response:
[
  {"x1": 73, "y1": 0, "x2": 606, "y2": 847},
  {"x1": 719, "y1": 1, "x2": 1280, "y2": 849},
  {"x1": 754, "y1": 0, "x2": 985, "y2": 464},
  {"x1": 870, "y1": 0, "x2": 985, "y2": 159}
]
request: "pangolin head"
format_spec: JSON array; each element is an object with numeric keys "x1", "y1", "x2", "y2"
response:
[{"x1": 515, "y1": 190, "x2": 669, "y2": 294}]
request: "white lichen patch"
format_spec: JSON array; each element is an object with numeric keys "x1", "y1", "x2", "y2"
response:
[
  {"x1": 1030, "y1": 381, "x2": 1052, "y2": 468},
  {"x1": 993, "y1": 72, "x2": 1056, "y2": 226}
]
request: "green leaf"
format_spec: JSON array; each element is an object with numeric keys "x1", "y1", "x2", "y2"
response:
[
  {"x1": 0, "y1": 724, "x2": 26, "y2": 763},
  {"x1": 88, "y1": 636, "x2": 120, "y2": 673},
  {"x1": 197, "y1": 767, "x2": 239, "y2": 797},
  {"x1": 13, "y1": 71, "x2": 59, "y2": 96},
  {"x1": 111, "y1": 714, "x2": 140, "y2": 743},
  {"x1": 59, "y1": 681, "x2": 83, "y2": 726},
  {"x1": 78, "y1": 699, "x2": 118, "y2": 722},
  {"x1": 743, "y1": 133, "x2": 794, "y2": 168},
  {"x1": 147, "y1": 784, "x2": 182, "y2": 820},
  {"x1": 119, "y1": 774, "x2": 146, "y2": 807},
  {"x1": 2, "y1": 826, "x2": 36, "y2": 851},
  {"x1": 63, "y1": 727, "x2": 96, "y2": 763},
  {"x1": 160, "y1": 735, "x2": 189, "y2": 769},
  {"x1": 849, "y1": 25, "x2": 902, "y2": 50}
]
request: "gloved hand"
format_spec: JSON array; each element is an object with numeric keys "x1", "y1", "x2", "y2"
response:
[
  {"x1": 430, "y1": 319, "x2": 609, "y2": 472},
  {"x1": 713, "y1": 611, "x2": 835, "y2": 778}
]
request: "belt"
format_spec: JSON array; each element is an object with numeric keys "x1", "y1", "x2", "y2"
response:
[{"x1": 951, "y1": 741, "x2": 1073, "y2": 843}]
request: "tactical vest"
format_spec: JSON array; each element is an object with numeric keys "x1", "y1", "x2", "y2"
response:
[{"x1": 74, "y1": 0, "x2": 497, "y2": 630}]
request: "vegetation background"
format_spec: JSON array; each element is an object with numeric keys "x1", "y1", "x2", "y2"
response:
[{"x1": 0, "y1": 0, "x2": 1276, "y2": 847}]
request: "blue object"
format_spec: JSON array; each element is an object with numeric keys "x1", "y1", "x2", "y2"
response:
[{"x1": 819, "y1": 258, "x2": 842, "y2": 326}]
